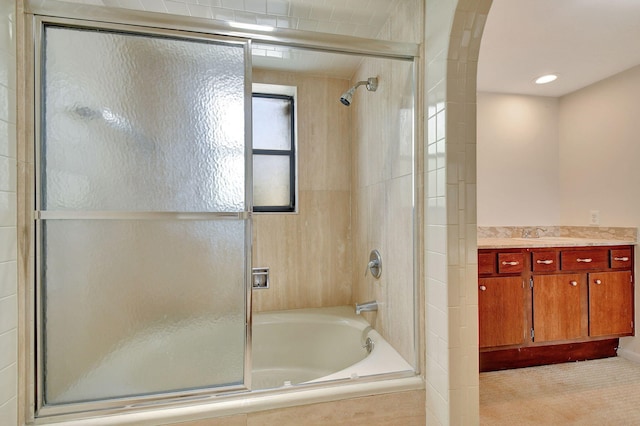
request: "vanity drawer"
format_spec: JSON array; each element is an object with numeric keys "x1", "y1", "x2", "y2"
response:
[
  {"x1": 611, "y1": 248, "x2": 632, "y2": 269},
  {"x1": 478, "y1": 252, "x2": 495, "y2": 275},
  {"x1": 497, "y1": 253, "x2": 525, "y2": 274},
  {"x1": 532, "y1": 251, "x2": 559, "y2": 272},
  {"x1": 561, "y1": 249, "x2": 608, "y2": 270}
]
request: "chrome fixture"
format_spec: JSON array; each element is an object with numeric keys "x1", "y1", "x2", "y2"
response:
[
  {"x1": 252, "y1": 267, "x2": 270, "y2": 289},
  {"x1": 339, "y1": 77, "x2": 378, "y2": 106},
  {"x1": 355, "y1": 300, "x2": 378, "y2": 315},
  {"x1": 362, "y1": 337, "x2": 375, "y2": 354},
  {"x1": 365, "y1": 249, "x2": 382, "y2": 278}
]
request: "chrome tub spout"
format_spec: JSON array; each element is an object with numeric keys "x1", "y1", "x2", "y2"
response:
[{"x1": 355, "y1": 300, "x2": 378, "y2": 315}]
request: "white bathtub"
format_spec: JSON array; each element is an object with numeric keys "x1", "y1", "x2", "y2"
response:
[
  {"x1": 49, "y1": 305, "x2": 414, "y2": 421},
  {"x1": 252, "y1": 306, "x2": 414, "y2": 389}
]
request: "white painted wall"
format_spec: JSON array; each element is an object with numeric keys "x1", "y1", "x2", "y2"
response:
[
  {"x1": 558, "y1": 64, "x2": 640, "y2": 227},
  {"x1": 477, "y1": 92, "x2": 560, "y2": 226},
  {"x1": 0, "y1": 0, "x2": 17, "y2": 424},
  {"x1": 478, "y1": 66, "x2": 640, "y2": 229}
]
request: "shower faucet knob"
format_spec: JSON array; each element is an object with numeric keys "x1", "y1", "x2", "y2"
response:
[{"x1": 365, "y1": 249, "x2": 382, "y2": 278}]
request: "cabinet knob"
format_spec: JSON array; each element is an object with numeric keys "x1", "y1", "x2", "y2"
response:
[
  {"x1": 479, "y1": 285, "x2": 487, "y2": 291},
  {"x1": 501, "y1": 261, "x2": 520, "y2": 266},
  {"x1": 570, "y1": 281, "x2": 578, "y2": 287},
  {"x1": 614, "y1": 257, "x2": 629, "y2": 262},
  {"x1": 536, "y1": 259, "x2": 554, "y2": 265},
  {"x1": 595, "y1": 279, "x2": 602, "y2": 285},
  {"x1": 576, "y1": 258, "x2": 593, "y2": 263}
]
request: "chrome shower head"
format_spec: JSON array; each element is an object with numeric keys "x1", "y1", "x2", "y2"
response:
[
  {"x1": 339, "y1": 77, "x2": 378, "y2": 106},
  {"x1": 339, "y1": 86, "x2": 357, "y2": 106}
]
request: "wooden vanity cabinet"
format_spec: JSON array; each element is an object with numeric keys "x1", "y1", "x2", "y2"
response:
[
  {"x1": 479, "y1": 276, "x2": 526, "y2": 348},
  {"x1": 478, "y1": 250, "x2": 526, "y2": 349},
  {"x1": 589, "y1": 270, "x2": 633, "y2": 337},
  {"x1": 479, "y1": 244, "x2": 634, "y2": 372},
  {"x1": 532, "y1": 273, "x2": 586, "y2": 343},
  {"x1": 530, "y1": 250, "x2": 587, "y2": 343}
]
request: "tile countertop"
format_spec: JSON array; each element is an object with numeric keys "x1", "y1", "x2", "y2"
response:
[{"x1": 478, "y1": 237, "x2": 638, "y2": 249}]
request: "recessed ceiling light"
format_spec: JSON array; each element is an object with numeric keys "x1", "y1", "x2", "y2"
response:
[{"x1": 535, "y1": 74, "x2": 558, "y2": 85}]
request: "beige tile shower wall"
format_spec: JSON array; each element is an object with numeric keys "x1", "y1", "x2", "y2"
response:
[
  {"x1": 251, "y1": 70, "x2": 352, "y2": 312},
  {"x1": 0, "y1": 1, "x2": 17, "y2": 425},
  {"x1": 350, "y1": 3, "x2": 419, "y2": 365}
]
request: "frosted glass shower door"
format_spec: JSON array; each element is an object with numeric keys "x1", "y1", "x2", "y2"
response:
[{"x1": 38, "y1": 25, "x2": 251, "y2": 406}]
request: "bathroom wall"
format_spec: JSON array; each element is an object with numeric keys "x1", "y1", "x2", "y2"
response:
[
  {"x1": 350, "y1": 0, "x2": 421, "y2": 370},
  {"x1": 558, "y1": 64, "x2": 640, "y2": 227},
  {"x1": 0, "y1": 0, "x2": 17, "y2": 424},
  {"x1": 251, "y1": 69, "x2": 352, "y2": 312},
  {"x1": 478, "y1": 66, "x2": 640, "y2": 228},
  {"x1": 476, "y1": 92, "x2": 560, "y2": 226}
]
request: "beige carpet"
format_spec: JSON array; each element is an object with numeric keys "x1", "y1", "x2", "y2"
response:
[{"x1": 480, "y1": 357, "x2": 640, "y2": 425}]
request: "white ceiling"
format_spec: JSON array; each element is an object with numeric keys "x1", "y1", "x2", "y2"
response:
[{"x1": 477, "y1": 0, "x2": 640, "y2": 97}]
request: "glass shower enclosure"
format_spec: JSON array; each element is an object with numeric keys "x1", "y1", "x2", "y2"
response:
[{"x1": 36, "y1": 22, "x2": 252, "y2": 411}]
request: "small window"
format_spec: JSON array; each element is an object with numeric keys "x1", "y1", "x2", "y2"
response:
[{"x1": 252, "y1": 92, "x2": 296, "y2": 212}]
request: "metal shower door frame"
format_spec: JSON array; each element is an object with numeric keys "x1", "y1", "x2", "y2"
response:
[
  {"x1": 22, "y1": 0, "x2": 422, "y2": 422},
  {"x1": 29, "y1": 15, "x2": 255, "y2": 420}
]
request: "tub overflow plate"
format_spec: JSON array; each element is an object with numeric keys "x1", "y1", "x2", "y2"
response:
[{"x1": 363, "y1": 337, "x2": 375, "y2": 354}]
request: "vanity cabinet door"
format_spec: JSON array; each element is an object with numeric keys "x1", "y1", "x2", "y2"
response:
[
  {"x1": 532, "y1": 273, "x2": 586, "y2": 343},
  {"x1": 589, "y1": 271, "x2": 634, "y2": 337},
  {"x1": 479, "y1": 276, "x2": 526, "y2": 348}
]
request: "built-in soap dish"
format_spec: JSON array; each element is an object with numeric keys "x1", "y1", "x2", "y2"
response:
[{"x1": 252, "y1": 267, "x2": 270, "y2": 289}]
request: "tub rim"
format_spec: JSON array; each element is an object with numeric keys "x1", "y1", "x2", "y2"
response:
[{"x1": 35, "y1": 375, "x2": 424, "y2": 425}]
